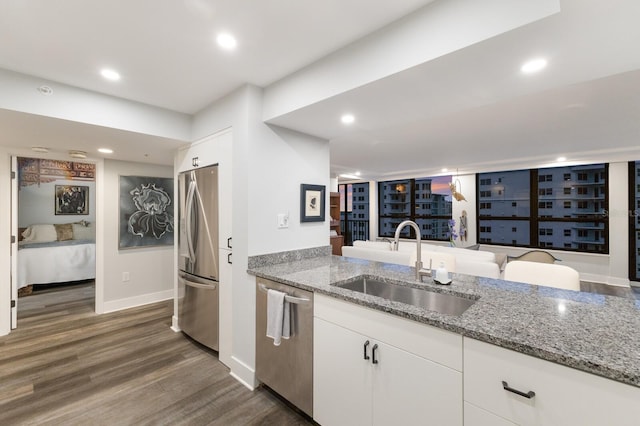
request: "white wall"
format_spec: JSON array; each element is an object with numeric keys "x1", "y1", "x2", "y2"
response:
[
  {"x1": 99, "y1": 159, "x2": 174, "y2": 313},
  {"x1": 248, "y1": 124, "x2": 330, "y2": 255},
  {"x1": 18, "y1": 179, "x2": 96, "y2": 227}
]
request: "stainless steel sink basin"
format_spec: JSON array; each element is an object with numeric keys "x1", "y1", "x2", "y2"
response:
[{"x1": 335, "y1": 276, "x2": 476, "y2": 316}]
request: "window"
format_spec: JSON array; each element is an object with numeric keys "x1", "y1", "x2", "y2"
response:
[
  {"x1": 339, "y1": 182, "x2": 370, "y2": 243},
  {"x1": 629, "y1": 161, "x2": 640, "y2": 281},
  {"x1": 378, "y1": 176, "x2": 452, "y2": 240},
  {"x1": 480, "y1": 178, "x2": 491, "y2": 185},
  {"x1": 480, "y1": 190, "x2": 491, "y2": 197},
  {"x1": 478, "y1": 164, "x2": 608, "y2": 253}
]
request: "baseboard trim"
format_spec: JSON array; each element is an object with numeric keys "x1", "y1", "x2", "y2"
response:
[
  {"x1": 170, "y1": 315, "x2": 180, "y2": 332},
  {"x1": 229, "y1": 356, "x2": 257, "y2": 391},
  {"x1": 581, "y1": 273, "x2": 630, "y2": 287},
  {"x1": 102, "y1": 289, "x2": 173, "y2": 313}
]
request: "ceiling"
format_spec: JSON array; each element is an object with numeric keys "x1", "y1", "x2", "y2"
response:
[{"x1": 1, "y1": 0, "x2": 639, "y2": 177}]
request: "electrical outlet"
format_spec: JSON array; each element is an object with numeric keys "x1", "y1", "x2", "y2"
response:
[
  {"x1": 122, "y1": 272, "x2": 130, "y2": 282},
  {"x1": 277, "y1": 213, "x2": 289, "y2": 229}
]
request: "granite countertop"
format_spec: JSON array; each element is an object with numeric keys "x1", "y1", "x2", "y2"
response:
[{"x1": 248, "y1": 254, "x2": 640, "y2": 388}]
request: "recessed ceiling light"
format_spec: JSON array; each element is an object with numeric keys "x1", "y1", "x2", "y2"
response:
[
  {"x1": 339, "y1": 173, "x2": 360, "y2": 179},
  {"x1": 69, "y1": 150, "x2": 87, "y2": 159},
  {"x1": 521, "y1": 58, "x2": 547, "y2": 74},
  {"x1": 31, "y1": 146, "x2": 49, "y2": 153},
  {"x1": 98, "y1": 148, "x2": 113, "y2": 154},
  {"x1": 216, "y1": 33, "x2": 237, "y2": 50},
  {"x1": 442, "y1": 168, "x2": 448, "y2": 172},
  {"x1": 341, "y1": 114, "x2": 355, "y2": 124},
  {"x1": 100, "y1": 69, "x2": 121, "y2": 81},
  {"x1": 354, "y1": 171, "x2": 361, "y2": 176},
  {"x1": 556, "y1": 156, "x2": 566, "y2": 162}
]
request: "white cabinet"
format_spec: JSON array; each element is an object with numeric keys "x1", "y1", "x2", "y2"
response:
[
  {"x1": 176, "y1": 127, "x2": 232, "y2": 173},
  {"x1": 313, "y1": 294, "x2": 463, "y2": 426},
  {"x1": 175, "y1": 128, "x2": 234, "y2": 367},
  {"x1": 464, "y1": 337, "x2": 640, "y2": 426},
  {"x1": 218, "y1": 247, "x2": 232, "y2": 367}
]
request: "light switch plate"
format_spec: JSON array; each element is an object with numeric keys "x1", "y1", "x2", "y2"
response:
[{"x1": 277, "y1": 213, "x2": 289, "y2": 229}]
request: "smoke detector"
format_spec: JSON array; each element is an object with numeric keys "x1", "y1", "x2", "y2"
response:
[
  {"x1": 37, "y1": 85, "x2": 53, "y2": 95},
  {"x1": 69, "y1": 150, "x2": 87, "y2": 159}
]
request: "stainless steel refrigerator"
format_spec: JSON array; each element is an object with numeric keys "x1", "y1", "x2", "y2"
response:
[{"x1": 178, "y1": 165, "x2": 219, "y2": 350}]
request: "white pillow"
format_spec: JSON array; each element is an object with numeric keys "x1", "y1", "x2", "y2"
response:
[
  {"x1": 21, "y1": 224, "x2": 58, "y2": 243},
  {"x1": 72, "y1": 222, "x2": 95, "y2": 240}
]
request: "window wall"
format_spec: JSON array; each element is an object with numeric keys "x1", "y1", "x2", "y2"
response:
[
  {"x1": 339, "y1": 183, "x2": 370, "y2": 244},
  {"x1": 477, "y1": 164, "x2": 608, "y2": 253},
  {"x1": 378, "y1": 176, "x2": 452, "y2": 240},
  {"x1": 629, "y1": 161, "x2": 640, "y2": 281}
]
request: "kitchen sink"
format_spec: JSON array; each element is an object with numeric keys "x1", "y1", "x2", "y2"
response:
[{"x1": 334, "y1": 276, "x2": 476, "y2": 316}]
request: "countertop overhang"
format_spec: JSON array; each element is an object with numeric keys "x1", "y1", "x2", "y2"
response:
[{"x1": 248, "y1": 254, "x2": 640, "y2": 388}]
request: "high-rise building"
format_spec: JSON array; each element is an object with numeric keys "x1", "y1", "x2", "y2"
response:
[{"x1": 478, "y1": 165, "x2": 607, "y2": 251}]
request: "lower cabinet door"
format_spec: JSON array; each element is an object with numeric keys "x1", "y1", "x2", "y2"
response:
[
  {"x1": 372, "y1": 341, "x2": 463, "y2": 426},
  {"x1": 464, "y1": 402, "x2": 516, "y2": 426},
  {"x1": 314, "y1": 318, "x2": 372, "y2": 426}
]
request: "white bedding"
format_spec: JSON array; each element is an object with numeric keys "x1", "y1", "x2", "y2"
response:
[{"x1": 18, "y1": 242, "x2": 96, "y2": 289}]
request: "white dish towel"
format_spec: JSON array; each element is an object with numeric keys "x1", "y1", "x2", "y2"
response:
[{"x1": 266, "y1": 289, "x2": 291, "y2": 346}]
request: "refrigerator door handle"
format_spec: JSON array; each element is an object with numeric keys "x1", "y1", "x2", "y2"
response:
[
  {"x1": 185, "y1": 175, "x2": 197, "y2": 262},
  {"x1": 182, "y1": 277, "x2": 218, "y2": 290}
]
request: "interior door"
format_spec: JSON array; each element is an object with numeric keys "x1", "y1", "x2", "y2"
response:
[{"x1": 10, "y1": 156, "x2": 18, "y2": 328}]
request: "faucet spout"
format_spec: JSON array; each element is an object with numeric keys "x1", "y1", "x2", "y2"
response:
[{"x1": 393, "y1": 220, "x2": 424, "y2": 280}]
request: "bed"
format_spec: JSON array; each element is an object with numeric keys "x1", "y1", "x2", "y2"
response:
[{"x1": 18, "y1": 222, "x2": 96, "y2": 293}]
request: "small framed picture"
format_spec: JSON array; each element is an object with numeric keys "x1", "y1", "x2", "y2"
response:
[
  {"x1": 55, "y1": 185, "x2": 89, "y2": 215},
  {"x1": 300, "y1": 184, "x2": 326, "y2": 222}
]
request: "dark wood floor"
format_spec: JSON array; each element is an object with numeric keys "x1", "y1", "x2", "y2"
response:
[{"x1": 0, "y1": 283, "x2": 314, "y2": 425}]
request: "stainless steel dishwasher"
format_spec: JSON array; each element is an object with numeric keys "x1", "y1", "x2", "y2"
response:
[{"x1": 255, "y1": 277, "x2": 314, "y2": 417}]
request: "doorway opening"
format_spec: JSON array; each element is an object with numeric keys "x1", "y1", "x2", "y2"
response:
[{"x1": 12, "y1": 156, "x2": 97, "y2": 329}]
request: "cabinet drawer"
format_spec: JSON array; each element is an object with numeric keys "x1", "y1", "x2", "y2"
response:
[
  {"x1": 315, "y1": 294, "x2": 462, "y2": 371},
  {"x1": 464, "y1": 402, "x2": 515, "y2": 426},
  {"x1": 463, "y1": 337, "x2": 640, "y2": 426}
]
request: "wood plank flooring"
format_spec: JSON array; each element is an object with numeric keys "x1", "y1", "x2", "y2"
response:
[{"x1": 0, "y1": 283, "x2": 314, "y2": 425}]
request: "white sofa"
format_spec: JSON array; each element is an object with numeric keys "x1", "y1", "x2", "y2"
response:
[{"x1": 341, "y1": 240, "x2": 502, "y2": 279}]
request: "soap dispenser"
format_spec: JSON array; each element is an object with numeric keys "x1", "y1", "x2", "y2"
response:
[{"x1": 435, "y1": 261, "x2": 451, "y2": 285}]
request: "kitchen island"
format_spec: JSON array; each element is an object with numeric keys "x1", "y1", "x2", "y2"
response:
[{"x1": 249, "y1": 253, "x2": 640, "y2": 425}]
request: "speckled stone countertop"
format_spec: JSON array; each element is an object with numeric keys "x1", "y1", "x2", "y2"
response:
[{"x1": 248, "y1": 254, "x2": 640, "y2": 388}]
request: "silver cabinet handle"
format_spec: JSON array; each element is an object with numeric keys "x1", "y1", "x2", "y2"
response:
[{"x1": 502, "y1": 381, "x2": 535, "y2": 399}]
